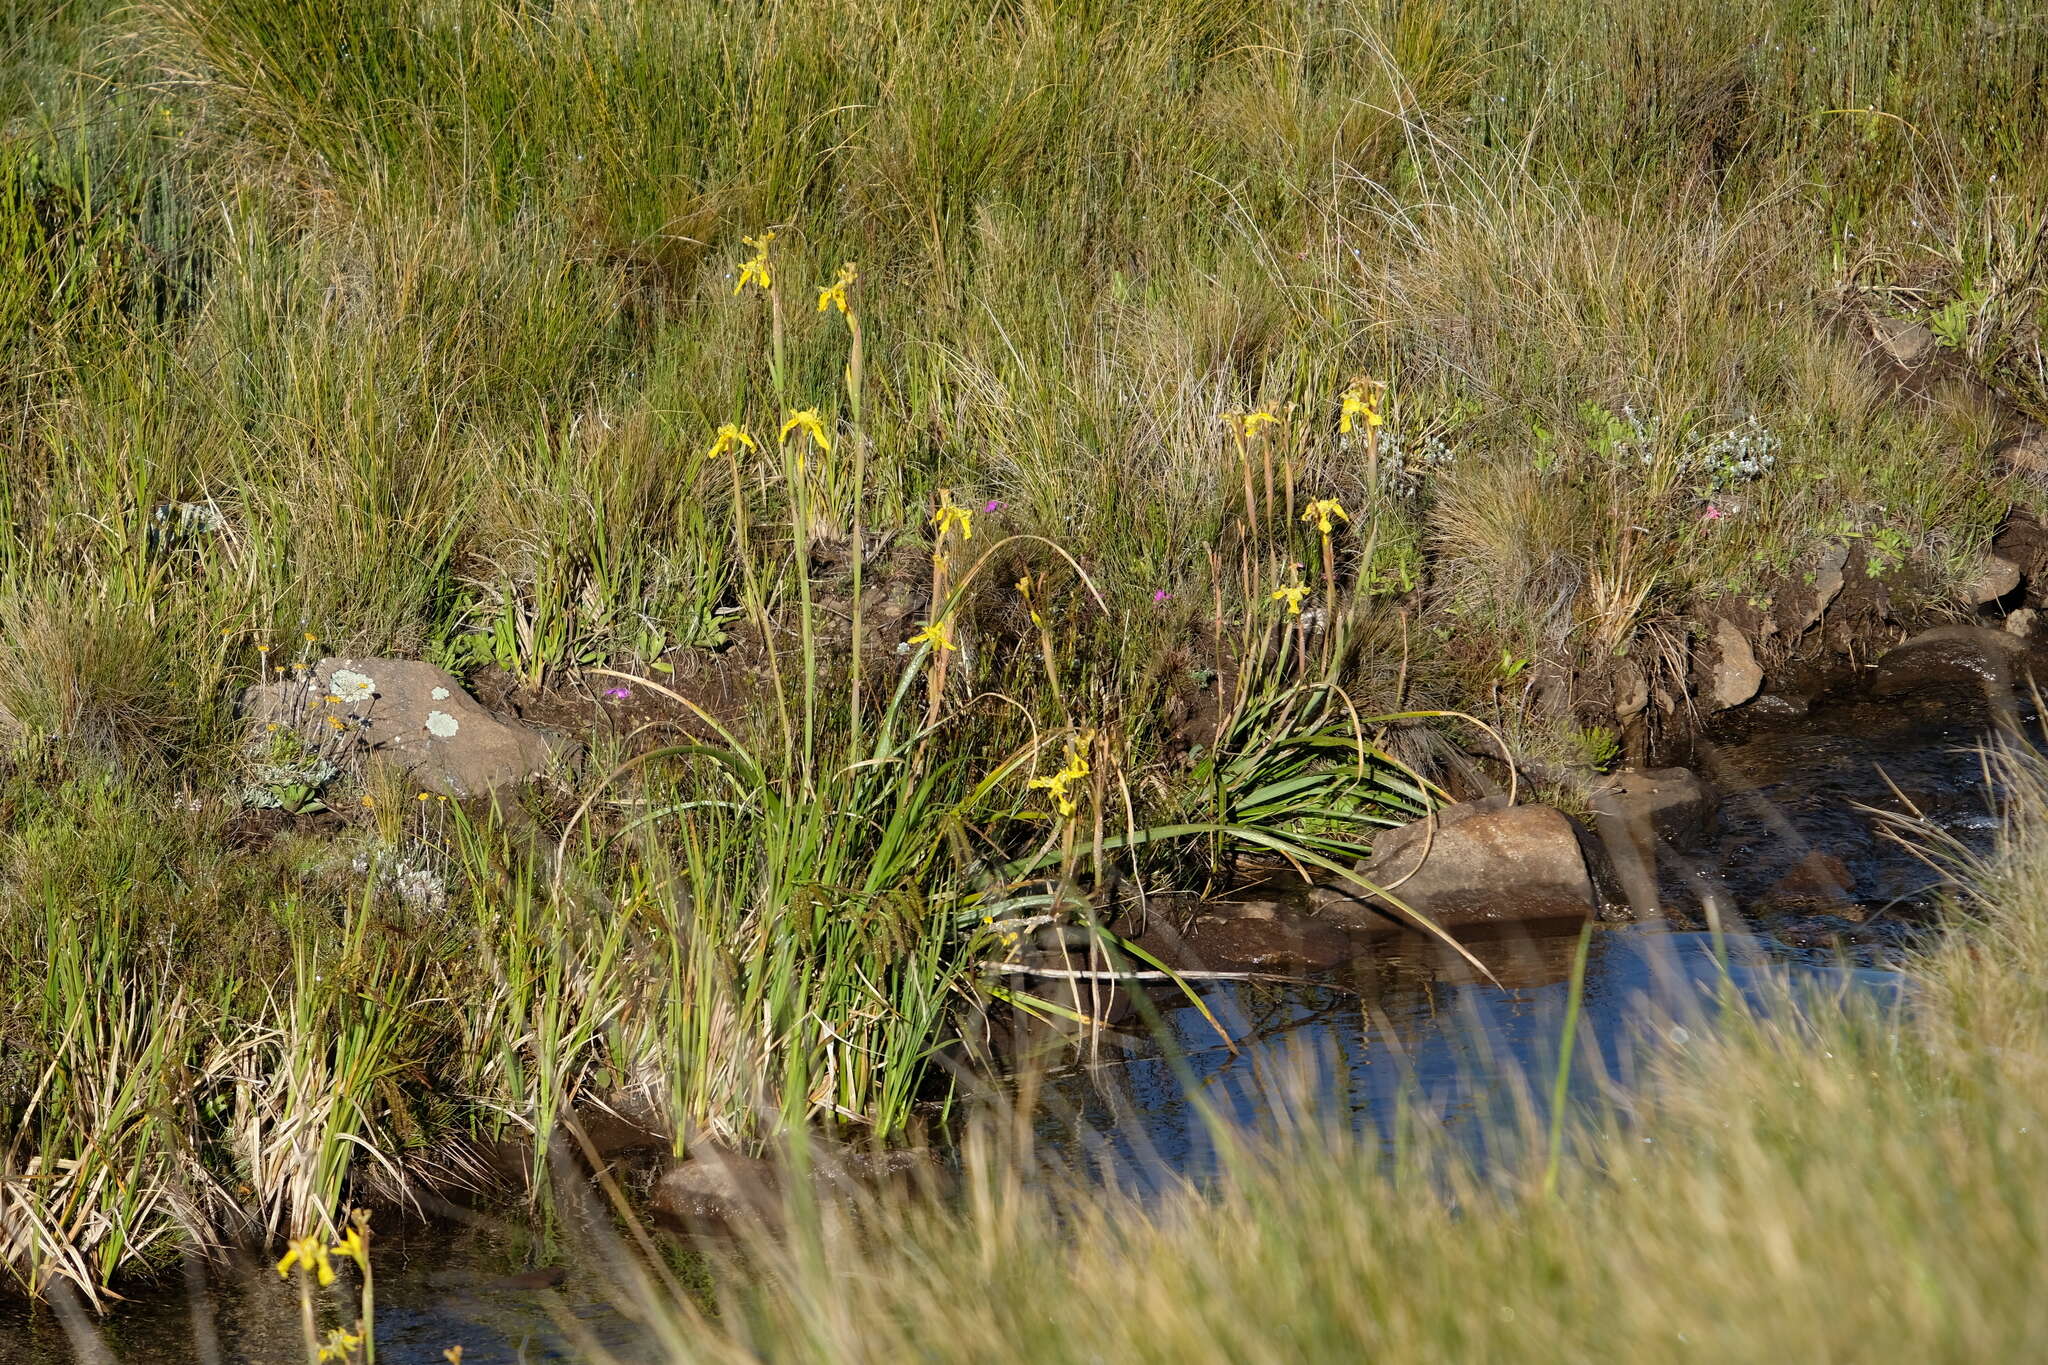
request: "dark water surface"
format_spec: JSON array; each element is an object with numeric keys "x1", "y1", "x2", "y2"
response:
[{"x1": 2, "y1": 687, "x2": 2009, "y2": 1363}]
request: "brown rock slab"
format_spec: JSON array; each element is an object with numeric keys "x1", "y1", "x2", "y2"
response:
[
  {"x1": 1309, "y1": 798, "x2": 1600, "y2": 932},
  {"x1": 1872, "y1": 316, "x2": 1938, "y2": 367}
]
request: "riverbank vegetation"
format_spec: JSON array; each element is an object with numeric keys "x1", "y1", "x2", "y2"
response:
[
  {"x1": 2, "y1": 0, "x2": 2044, "y2": 1304},
  {"x1": 643, "y1": 748, "x2": 2048, "y2": 1362}
]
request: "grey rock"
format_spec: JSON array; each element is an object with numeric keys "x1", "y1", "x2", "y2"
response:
[
  {"x1": 1310, "y1": 798, "x2": 1599, "y2": 931},
  {"x1": 1710, "y1": 618, "x2": 1763, "y2": 709},
  {"x1": 244, "y1": 656, "x2": 555, "y2": 797},
  {"x1": 2006, "y1": 607, "x2": 2040, "y2": 641}
]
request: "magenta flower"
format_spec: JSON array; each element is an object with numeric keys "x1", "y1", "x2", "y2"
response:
[
  {"x1": 984, "y1": 499, "x2": 1005, "y2": 513},
  {"x1": 604, "y1": 687, "x2": 632, "y2": 700},
  {"x1": 1702, "y1": 504, "x2": 1725, "y2": 521},
  {"x1": 1153, "y1": 589, "x2": 1172, "y2": 603}
]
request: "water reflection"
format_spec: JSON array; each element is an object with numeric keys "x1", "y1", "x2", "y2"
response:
[{"x1": 1031, "y1": 923, "x2": 1908, "y2": 1194}]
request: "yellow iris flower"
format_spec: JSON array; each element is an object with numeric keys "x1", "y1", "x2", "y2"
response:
[
  {"x1": 779, "y1": 409, "x2": 833, "y2": 453},
  {"x1": 733, "y1": 231, "x2": 775, "y2": 294},
  {"x1": 931, "y1": 492, "x2": 974, "y2": 544},
  {"x1": 1302, "y1": 497, "x2": 1350, "y2": 536},
  {"x1": 1223, "y1": 410, "x2": 1281, "y2": 438},
  {"x1": 909, "y1": 621, "x2": 957, "y2": 652},
  {"x1": 1016, "y1": 574, "x2": 1044, "y2": 627},
  {"x1": 1271, "y1": 584, "x2": 1311, "y2": 615},
  {"x1": 707, "y1": 423, "x2": 758, "y2": 460},
  {"x1": 318, "y1": 1327, "x2": 364, "y2": 1362},
  {"x1": 817, "y1": 262, "x2": 858, "y2": 314},
  {"x1": 330, "y1": 1223, "x2": 369, "y2": 1270},
  {"x1": 1339, "y1": 380, "x2": 1384, "y2": 434},
  {"x1": 276, "y1": 1234, "x2": 337, "y2": 1286}
]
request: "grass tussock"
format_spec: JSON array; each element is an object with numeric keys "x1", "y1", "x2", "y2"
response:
[{"x1": 0, "y1": 0, "x2": 2044, "y2": 1306}]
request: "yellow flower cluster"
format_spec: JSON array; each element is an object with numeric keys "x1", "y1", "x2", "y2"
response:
[
  {"x1": 275, "y1": 1216, "x2": 371, "y2": 1286},
  {"x1": 1339, "y1": 379, "x2": 1383, "y2": 434},
  {"x1": 1271, "y1": 583, "x2": 1311, "y2": 615},
  {"x1": 733, "y1": 231, "x2": 775, "y2": 294},
  {"x1": 319, "y1": 1326, "x2": 364, "y2": 1362},
  {"x1": 817, "y1": 262, "x2": 858, "y2": 315},
  {"x1": 1028, "y1": 732, "x2": 1093, "y2": 818},
  {"x1": 780, "y1": 409, "x2": 832, "y2": 453},
  {"x1": 1301, "y1": 497, "x2": 1349, "y2": 537},
  {"x1": 276, "y1": 1234, "x2": 339, "y2": 1286},
  {"x1": 931, "y1": 490, "x2": 974, "y2": 544},
  {"x1": 707, "y1": 423, "x2": 758, "y2": 460}
]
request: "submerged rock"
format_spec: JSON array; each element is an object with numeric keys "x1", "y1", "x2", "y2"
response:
[
  {"x1": 1309, "y1": 797, "x2": 1600, "y2": 931},
  {"x1": 653, "y1": 1145, "x2": 936, "y2": 1229},
  {"x1": 1760, "y1": 850, "x2": 1857, "y2": 911},
  {"x1": 1872, "y1": 624, "x2": 2038, "y2": 697},
  {"x1": 243, "y1": 656, "x2": 556, "y2": 797},
  {"x1": 1594, "y1": 767, "x2": 1716, "y2": 849},
  {"x1": 1592, "y1": 767, "x2": 1717, "y2": 916},
  {"x1": 1150, "y1": 904, "x2": 1353, "y2": 972}
]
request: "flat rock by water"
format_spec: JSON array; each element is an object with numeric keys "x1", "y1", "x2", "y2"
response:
[{"x1": 1310, "y1": 797, "x2": 1601, "y2": 931}]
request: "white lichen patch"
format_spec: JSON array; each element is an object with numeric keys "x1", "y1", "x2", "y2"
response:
[
  {"x1": 330, "y1": 670, "x2": 376, "y2": 704},
  {"x1": 424, "y1": 710, "x2": 460, "y2": 739},
  {"x1": 430, "y1": 686, "x2": 450, "y2": 700}
]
